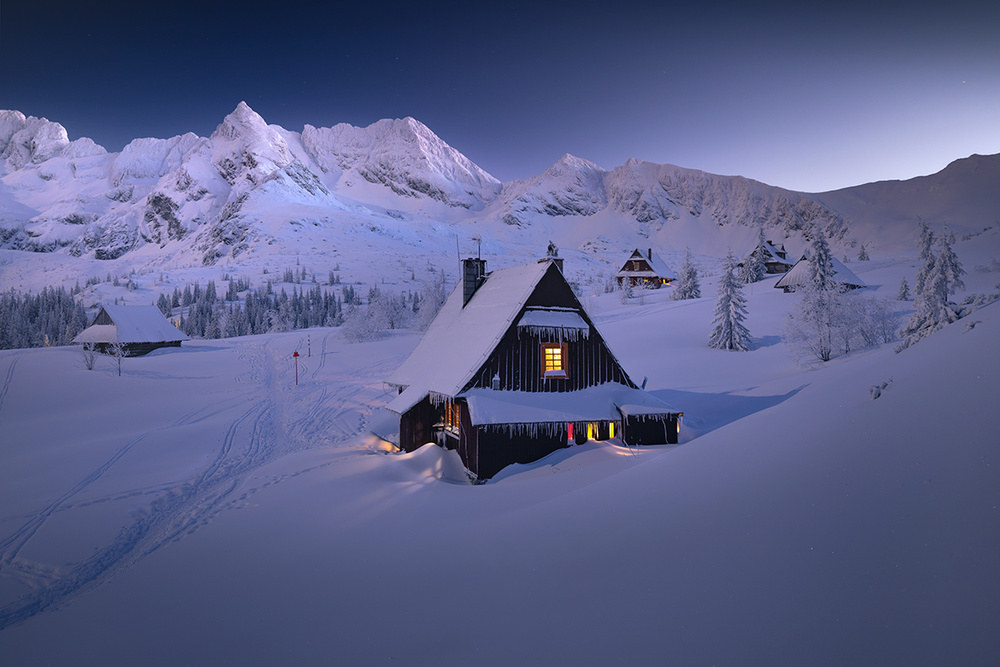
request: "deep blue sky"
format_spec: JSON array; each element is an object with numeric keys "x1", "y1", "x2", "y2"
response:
[{"x1": 2, "y1": 1, "x2": 997, "y2": 191}]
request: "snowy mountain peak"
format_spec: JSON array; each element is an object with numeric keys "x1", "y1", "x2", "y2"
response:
[
  {"x1": 302, "y1": 115, "x2": 501, "y2": 209},
  {"x1": 209, "y1": 102, "x2": 293, "y2": 187},
  {"x1": 548, "y1": 153, "x2": 605, "y2": 175}
]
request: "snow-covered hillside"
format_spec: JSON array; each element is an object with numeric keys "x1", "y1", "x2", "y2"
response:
[{"x1": 0, "y1": 249, "x2": 997, "y2": 665}]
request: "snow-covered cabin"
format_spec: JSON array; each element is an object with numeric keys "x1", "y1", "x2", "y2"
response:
[
  {"x1": 73, "y1": 304, "x2": 189, "y2": 356},
  {"x1": 741, "y1": 239, "x2": 793, "y2": 274},
  {"x1": 615, "y1": 248, "x2": 677, "y2": 288},
  {"x1": 386, "y1": 257, "x2": 682, "y2": 480},
  {"x1": 773, "y1": 255, "x2": 867, "y2": 293}
]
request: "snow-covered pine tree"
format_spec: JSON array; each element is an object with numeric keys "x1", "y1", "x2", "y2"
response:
[
  {"x1": 897, "y1": 277, "x2": 910, "y2": 301},
  {"x1": 897, "y1": 232, "x2": 965, "y2": 351},
  {"x1": 936, "y1": 233, "x2": 965, "y2": 295},
  {"x1": 783, "y1": 226, "x2": 845, "y2": 363},
  {"x1": 913, "y1": 221, "x2": 935, "y2": 296},
  {"x1": 807, "y1": 225, "x2": 836, "y2": 290},
  {"x1": 739, "y1": 228, "x2": 768, "y2": 284},
  {"x1": 707, "y1": 251, "x2": 751, "y2": 351},
  {"x1": 858, "y1": 244, "x2": 869, "y2": 261},
  {"x1": 671, "y1": 248, "x2": 701, "y2": 300}
]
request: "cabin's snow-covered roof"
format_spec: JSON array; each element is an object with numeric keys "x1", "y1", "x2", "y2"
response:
[
  {"x1": 462, "y1": 383, "x2": 678, "y2": 426},
  {"x1": 73, "y1": 305, "x2": 189, "y2": 344},
  {"x1": 386, "y1": 260, "x2": 553, "y2": 414},
  {"x1": 774, "y1": 256, "x2": 866, "y2": 290},
  {"x1": 762, "y1": 241, "x2": 791, "y2": 264},
  {"x1": 617, "y1": 249, "x2": 677, "y2": 280}
]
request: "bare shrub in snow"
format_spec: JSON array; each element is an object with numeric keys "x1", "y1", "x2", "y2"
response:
[
  {"x1": 415, "y1": 271, "x2": 447, "y2": 331},
  {"x1": 107, "y1": 339, "x2": 127, "y2": 376},
  {"x1": 80, "y1": 342, "x2": 98, "y2": 370},
  {"x1": 340, "y1": 305, "x2": 384, "y2": 343}
]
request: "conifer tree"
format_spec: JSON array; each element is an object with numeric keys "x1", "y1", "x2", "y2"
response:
[
  {"x1": 897, "y1": 232, "x2": 965, "y2": 350},
  {"x1": 913, "y1": 221, "x2": 935, "y2": 296},
  {"x1": 897, "y1": 277, "x2": 910, "y2": 301},
  {"x1": 740, "y1": 228, "x2": 768, "y2": 284},
  {"x1": 707, "y1": 251, "x2": 751, "y2": 351},
  {"x1": 671, "y1": 248, "x2": 701, "y2": 300}
]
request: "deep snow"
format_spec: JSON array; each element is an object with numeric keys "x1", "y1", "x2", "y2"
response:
[{"x1": 1, "y1": 244, "x2": 998, "y2": 665}]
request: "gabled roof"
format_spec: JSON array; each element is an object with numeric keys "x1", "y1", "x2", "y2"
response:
[
  {"x1": 73, "y1": 305, "x2": 189, "y2": 344},
  {"x1": 386, "y1": 260, "x2": 553, "y2": 414},
  {"x1": 760, "y1": 241, "x2": 791, "y2": 264},
  {"x1": 616, "y1": 249, "x2": 677, "y2": 280},
  {"x1": 773, "y1": 255, "x2": 866, "y2": 290}
]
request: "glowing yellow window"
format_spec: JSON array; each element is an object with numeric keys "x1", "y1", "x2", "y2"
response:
[{"x1": 542, "y1": 343, "x2": 567, "y2": 378}]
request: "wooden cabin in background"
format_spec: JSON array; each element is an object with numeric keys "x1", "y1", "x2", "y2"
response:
[
  {"x1": 386, "y1": 256, "x2": 682, "y2": 480},
  {"x1": 73, "y1": 304, "x2": 188, "y2": 356},
  {"x1": 615, "y1": 248, "x2": 677, "y2": 288},
  {"x1": 774, "y1": 255, "x2": 867, "y2": 293},
  {"x1": 741, "y1": 239, "x2": 794, "y2": 274}
]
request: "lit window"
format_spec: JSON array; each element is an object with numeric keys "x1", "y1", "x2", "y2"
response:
[
  {"x1": 542, "y1": 343, "x2": 567, "y2": 378},
  {"x1": 444, "y1": 399, "x2": 460, "y2": 433}
]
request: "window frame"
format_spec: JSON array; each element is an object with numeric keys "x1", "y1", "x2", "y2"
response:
[{"x1": 541, "y1": 342, "x2": 569, "y2": 379}]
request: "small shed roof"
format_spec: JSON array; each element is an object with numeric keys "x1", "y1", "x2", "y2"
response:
[
  {"x1": 774, "y1": 256, "x2": 866, "y2": 290},
  {"x1": 73, "y1": 305, "x2": 189, "y2": 345}
]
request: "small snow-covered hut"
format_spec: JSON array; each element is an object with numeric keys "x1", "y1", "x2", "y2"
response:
[
  {"x1": 741, "y1": 239, "x2": 793, "y2": 274},
  {"x1": 615, "y1": 248, "x2": 677, "y2": 288},
  {"x1": 386, "y1": 256, "x2": 682, "y2": 480},
  {"x1": 774, "y1": 255, "x2": 867, "y2": 293},
  {"x1": 73, "y1": 304, "x2": 188, "y2": 356}
]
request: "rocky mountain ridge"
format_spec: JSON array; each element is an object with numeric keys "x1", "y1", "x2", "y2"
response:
[{"x1": 1, "y1": 104, "x2": 996, "y2": 269}]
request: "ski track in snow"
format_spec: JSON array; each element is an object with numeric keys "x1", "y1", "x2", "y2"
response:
[
  {"x1": 0, "y1": 337, "x2": 384, "y2": 631},
  {"x1": 0, "y1": 354, "x2": 19, "y2": 415}
]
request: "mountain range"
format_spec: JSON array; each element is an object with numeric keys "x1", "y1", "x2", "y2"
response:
[{"x1": 1, "y1": 102, "x2": 997, "y2": 276}]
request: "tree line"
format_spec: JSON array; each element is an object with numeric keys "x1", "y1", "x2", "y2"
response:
[{"x1": 0, "y1": 287, "x2": 89, "y2": 350}]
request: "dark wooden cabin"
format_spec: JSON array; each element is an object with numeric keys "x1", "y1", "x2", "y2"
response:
[
  {"x1": 73, "y1": 304, "x2": 188, "y2": 356},
  {"x1": 386, "y1": 257, "x2": 682, "y2": 480},
  {"x1": 615, "y1": 248, "x2": 678, "y2": 288},
  {"x1": 741, "y1": 239, "x2": 794, "y2": 274}
]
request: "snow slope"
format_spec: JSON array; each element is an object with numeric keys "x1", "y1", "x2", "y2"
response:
[{"x1": 0, "y1": 250, "x2": 997, "y2": 665}]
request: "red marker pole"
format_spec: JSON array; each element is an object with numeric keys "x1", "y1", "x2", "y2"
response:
[{"x1": 293, "y1": 351, "x2": 300, "y2": 385}]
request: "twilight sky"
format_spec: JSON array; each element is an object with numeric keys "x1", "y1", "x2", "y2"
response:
[{"x1": 1, "y1": 0, "x2": 997, "y2": 192}]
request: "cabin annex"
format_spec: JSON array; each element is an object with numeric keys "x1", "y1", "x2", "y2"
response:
[
  {"x1": 773, "y1": 255, "x2": 867, "y2": 293},
  {"x1": 741, "y1": 239, "x2": 793, "y2": 274},
  {"x1": 386, "y1": 257, "x2": 682, "y2": 480},
  {"x1": 73, "y1": 304, "x2": 189, "y2": 356},
  {"x1": 615, "y1": 248, "x2": 677, "y2": 288}
]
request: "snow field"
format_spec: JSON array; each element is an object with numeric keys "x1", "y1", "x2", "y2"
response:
[{"x1": 0, "y1": 243, "x2": 998, "y2": 664}]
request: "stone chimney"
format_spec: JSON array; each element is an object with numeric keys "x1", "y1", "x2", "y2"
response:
[{"x1": 462, "y1": 258, "x2": 487, "y2": 306}]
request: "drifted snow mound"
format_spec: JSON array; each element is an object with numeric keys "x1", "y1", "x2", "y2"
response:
[{"x1": 383, "y1": 444, "x2": 471, "y2": 484}]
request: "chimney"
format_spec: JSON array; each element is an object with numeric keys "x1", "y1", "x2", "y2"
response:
[
  {"x1": 462, "y1": 258, "x2": 487, "y2": 306},
  {"x1": 647, "y1": 248, "x2": 652, "y2": 260}
]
